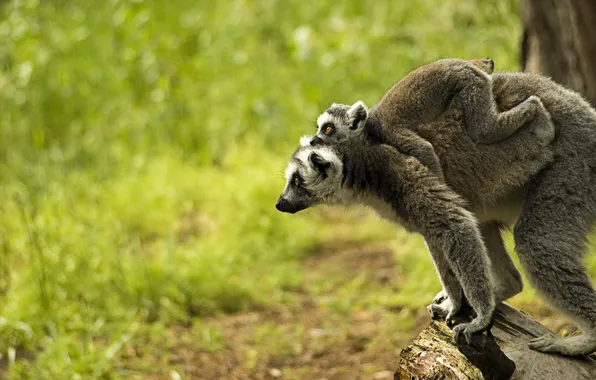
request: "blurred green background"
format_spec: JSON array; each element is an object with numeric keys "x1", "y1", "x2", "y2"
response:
[{"x1": 1, "y1": 0, "x2": 594, "y2": 378}]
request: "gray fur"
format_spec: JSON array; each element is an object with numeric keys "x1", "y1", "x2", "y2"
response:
[
  {"x1": 472, "y1": 71, "x2": 596, "y2": 357},
  {"x1": 280, "y1": 62, "x2": 596, "y2": 356},
  {"x1": 277, "y1": 140, "x2": 496, "y2": 344}
]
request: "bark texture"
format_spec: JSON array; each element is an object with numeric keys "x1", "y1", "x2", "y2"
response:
[
  {"x1": 521, "y1": 0, "x2": 596, "y2": 106},
  {"x1": 395, "y1": 303, "x2": 596, "y2": 380}
]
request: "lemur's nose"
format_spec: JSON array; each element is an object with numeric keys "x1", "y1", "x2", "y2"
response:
[
  {"x1": 310, "y1": 136, "x2": 323, "y2": 146},
  {"x1": 275, "y1": 197, "x2": 286, "y2": 211}
]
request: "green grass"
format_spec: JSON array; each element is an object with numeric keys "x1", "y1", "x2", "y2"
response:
[{"x1": 0, "y1": 0, "x2": 594, "y2": 378}]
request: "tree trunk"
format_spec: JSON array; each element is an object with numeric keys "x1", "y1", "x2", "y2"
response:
[
  {"x1": 394, "y1": 303, "x2": 596, "y2": 380},
  {"x1": 521, "y1": 0, "x2": 596, "y2": 106}
]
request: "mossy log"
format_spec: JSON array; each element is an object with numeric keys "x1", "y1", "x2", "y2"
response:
[{"x1": 395, "y1": 303, "x2": 596, "y2": 380}]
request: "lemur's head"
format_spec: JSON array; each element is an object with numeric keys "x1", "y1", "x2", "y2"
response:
[
  {"x1": 276, "y1": 136, "x2": 344, "y2": 213},
  {"x1": 310, "y1": 101, "x2": 368, "y2": 146}
]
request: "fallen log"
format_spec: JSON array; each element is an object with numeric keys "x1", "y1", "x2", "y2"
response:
[{"x1": 395, "y1": 303, "x2": 596, "y2": 380}]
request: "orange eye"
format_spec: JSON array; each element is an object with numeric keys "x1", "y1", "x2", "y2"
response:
[
  {"x1": 294, "y1": 177, "x2": 300, "y2": 186},
  {"x1": 325, "y1": 126, "x2": 334, "y2": 134}
]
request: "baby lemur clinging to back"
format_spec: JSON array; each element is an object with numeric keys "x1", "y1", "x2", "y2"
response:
[{"x1": 311, "y1": 58, "x2": 554, "y2": 186}]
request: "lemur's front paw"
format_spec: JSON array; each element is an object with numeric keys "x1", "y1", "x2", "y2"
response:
[
  {"x1": 433, "y1": 289, "x2": 448, "y2": 304},
  {"x1": 526, "y1": 95, "x2": 555, "y2": 145},
  {"x1": 531, "y1": 117, "x2": 555, "y2": 146},
  {"x1": 526, "y1": 95, "x2": 544, "y2": 108},
  {"x1": 452, "y1": 313, "x2": 494, "y2": 346},
  {"x1": 427, "y1": 297, "x2": 462, "y2": 323},
  {"x1": 427, "y1": 303, "x2": 447, "y2": 320}
]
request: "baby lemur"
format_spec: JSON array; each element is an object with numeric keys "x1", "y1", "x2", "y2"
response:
[
  {"x1": 311, "y1": 58, "x2": 554, "y2": 188},
  {"x1": 278, "y1": 59, "x2": 596, "y2": 357}
]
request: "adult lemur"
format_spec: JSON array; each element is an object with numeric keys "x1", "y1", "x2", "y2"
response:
[{"x1": 276, "y1": 59, "x2": 596, "y2": 356}]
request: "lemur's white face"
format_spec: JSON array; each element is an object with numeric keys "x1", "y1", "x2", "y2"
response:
[
  {"x1": 275, "y1": 138, "x2": 344, "y2": 213},
  {"x1": 310, "y1": 101, "x2": 369, "y2": 146}
]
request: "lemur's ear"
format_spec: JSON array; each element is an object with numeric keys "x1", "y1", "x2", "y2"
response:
[
  {"x1": 309, "y1": 151, "x2": 331, "y2": 175},
  {"x1": 347, "y1": 101, "x2": 368, "y2": 130},
  {"x1": 481, "y1": 57, "x2": 494, "y2": 73}
]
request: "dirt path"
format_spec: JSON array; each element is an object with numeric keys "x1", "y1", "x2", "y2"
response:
[
  {"x1": 120, "y1": 242, "x2": 430, "y2": 379},
  {"x1": 120, "y1": 241, "x2": 573, "y2": 380}
]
